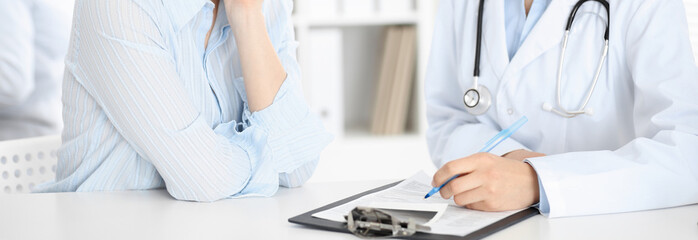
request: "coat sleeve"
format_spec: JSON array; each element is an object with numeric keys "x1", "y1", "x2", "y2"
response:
[{"x1": 526, "y1": 0, "x2": 698, "y2": 218}]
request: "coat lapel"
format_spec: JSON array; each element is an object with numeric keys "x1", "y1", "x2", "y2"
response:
[{"x1": 503, "y1": 0, "x2": 573, "y2": 79}]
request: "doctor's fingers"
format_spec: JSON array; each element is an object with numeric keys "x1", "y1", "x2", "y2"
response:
[
  {"x1": 453, "y1": 187, "x2": 490, "y2": 208},
  {"x1": 439, "y1": 172, "x2": 484, "y2": 199},
  {"x1": 432, "y1": 153, "x2": 493, "y2": 187}
]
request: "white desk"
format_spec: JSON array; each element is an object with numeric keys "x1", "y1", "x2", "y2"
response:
[{"x1": 1, "y1": 180, "x2": 697, "y2": 240}]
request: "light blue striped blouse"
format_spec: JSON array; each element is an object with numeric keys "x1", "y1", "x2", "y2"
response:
[{"x1": 34, "y1": 0, "x2": 332, "y2": 202}]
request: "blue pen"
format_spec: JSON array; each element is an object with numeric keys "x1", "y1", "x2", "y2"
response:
[{"x1": 424, "y1": 116, "x2": 528, "y2": 199}]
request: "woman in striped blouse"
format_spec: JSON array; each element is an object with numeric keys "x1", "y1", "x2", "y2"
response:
[{"x1": 34, "y1": 0, "x2": 332, "y2": 202}]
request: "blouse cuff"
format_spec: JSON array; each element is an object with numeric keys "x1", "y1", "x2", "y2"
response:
[
  {"x1": 214, "y1": 121, "x2": 280, "y2": 198},
  {"x1": 244, "y1": 77, "x2": 309, "y2": 136},
  {"x1": 243, "y1": 77, "x2": 332, "y2": 173}
]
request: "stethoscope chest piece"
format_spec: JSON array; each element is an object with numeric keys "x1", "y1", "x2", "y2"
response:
[{"x1": 463, "y1": 84, "x2": 492, "y2": 115}]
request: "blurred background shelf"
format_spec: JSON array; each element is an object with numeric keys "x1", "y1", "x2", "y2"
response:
[
  {"x1": 292, "y1": 0, "x2": 440, "y2": 182},
  {"x1": 293, "y1": 0, "x2": 438, "y2": 139}
]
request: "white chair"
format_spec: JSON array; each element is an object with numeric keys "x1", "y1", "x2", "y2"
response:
[{"x1": 0, "y1": 135, "x2": 61, "y2": 194}]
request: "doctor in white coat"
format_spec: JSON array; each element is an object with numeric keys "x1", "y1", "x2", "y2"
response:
[{"x1": 426, "y1": 0, "x2": 698, "y2": 217}]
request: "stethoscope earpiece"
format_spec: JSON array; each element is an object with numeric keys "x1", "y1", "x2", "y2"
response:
[
  {"x1": 542, "y1": 102, "x2": 553, "y2": 112},
  {"x1": 584, "y1": 108, "x2": 594, "y2": 116}
]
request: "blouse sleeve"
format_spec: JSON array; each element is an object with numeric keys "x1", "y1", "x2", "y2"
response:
[
  {"x1": 235, "y1": 0, "x2": 333, "y2": 190},
  {"x1": 71, "y1": 0, "x2": 329, "y2": 202}
]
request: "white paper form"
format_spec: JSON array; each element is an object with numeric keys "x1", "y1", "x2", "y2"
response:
[{"x1": 312, "y1": 171, "x2": 524, "y2": 236}]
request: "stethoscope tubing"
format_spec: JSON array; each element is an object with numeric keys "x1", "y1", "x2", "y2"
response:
[
  {"x1": 553, "y1": 0, "x2": 610, "y2": 117},
  {"x1": 473, "y1": 0, "x2": 486, "y2": 88},
  {"x1": 464, "y1": 0, "x2": 610, "y2": 118}
]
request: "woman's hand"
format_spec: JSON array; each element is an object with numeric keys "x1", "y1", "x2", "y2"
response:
[
  {"x1": 220, "y1": 0, "x2": 286, "y2": 112},
  {"x1": 222, "y1": 0, "x2": 264, "y2": 31},
  {"x1": 432, "y1": 153, "x2": 540, "y2": 211}
]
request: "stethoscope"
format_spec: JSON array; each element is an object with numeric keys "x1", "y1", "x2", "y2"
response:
[{"x1": 463, "y1": 0, "x2": 610, "y2": 118}]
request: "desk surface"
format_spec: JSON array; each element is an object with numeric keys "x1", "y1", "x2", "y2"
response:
[{"x1": 1, "y1": 180, "x2": 697, "y2": 240}]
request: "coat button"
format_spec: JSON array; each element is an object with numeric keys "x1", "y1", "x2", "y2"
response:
[{"x1": 507, "y1": 108, "x2": 514, "y2": 115}]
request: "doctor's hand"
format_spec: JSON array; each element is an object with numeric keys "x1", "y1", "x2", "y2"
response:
[
  {"x1": 502, "y1": 149, "x2": 546, "y2": 162},
  {"x1": 432, "y1": 153, "x2": 540, "y2": 212}
]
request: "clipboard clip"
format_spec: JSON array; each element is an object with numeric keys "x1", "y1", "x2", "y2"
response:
[{"x1": 345, "y1": 206, "x2": 430, "y2": 238}]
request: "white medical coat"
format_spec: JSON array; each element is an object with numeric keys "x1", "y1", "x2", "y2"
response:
[{"x1": 425, "y1": 0, "x2": 698, "y2": 217}]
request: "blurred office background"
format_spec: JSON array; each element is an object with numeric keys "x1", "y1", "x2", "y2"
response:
[
  {"x1": 1, "y1": 0, "x2": 698, "y2": 186},
  {"x1": 292, "y1": 0, "x2": 440, "y2": 182}
]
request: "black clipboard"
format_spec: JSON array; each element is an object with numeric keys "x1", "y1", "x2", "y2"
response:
[{"x1": 288, "y1": 181, "x2": 540, "y2": 240}]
